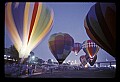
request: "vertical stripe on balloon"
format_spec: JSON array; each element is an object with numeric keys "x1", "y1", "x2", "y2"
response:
[{"x1": 27, "y1": 2, "x2": 39, "y2": 44}]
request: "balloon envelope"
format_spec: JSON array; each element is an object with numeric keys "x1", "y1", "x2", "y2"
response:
[
  {"x1": 84, "y1": 3, "x2": 116, "y2": 58},
  {"x1": 89, "y1": 55, "x2": 97, "y2": 66},
  {"x1": 5, "y1": 2, "x2": 54, "y2": 58},
  {"x1": 48, "y1": 32, "x2": 74, "y2": 64},
  {"x1": 72, "y1": 43, "x2": 82, "y2": 56},
  {"x1": 80, "y1": 55, "x2": 87, "y2": 66},
  {"x1": 82, "y1": 40, "x2": 100, "y2": 58}
]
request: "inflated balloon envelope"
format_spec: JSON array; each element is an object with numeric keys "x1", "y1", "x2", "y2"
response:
[
  {"x1": 48, "y1": 32, "x2": 74, "y2": 64},
  {"x1": 84, "y1": 3, "x2": 116, "y2": 58},
  {"x1": 88, "y1": 55, "x2": 97, "y2": 66},
  {"x1": 72, "y1": 42, "x2": 82, "y2": 56},
  {"x1": 80, "y1": 55, "x2": 87, "y2": 66},
  {"x1": 5, "y1": 2, "x2": 54, "y2": 61},
  {"x1": 82, "y1": 40, "x2": 100, "y2": 58}
]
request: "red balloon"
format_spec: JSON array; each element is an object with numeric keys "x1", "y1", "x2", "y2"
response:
[{"x1": 72, "y1": 43, "x2": 82, "y2": 56}]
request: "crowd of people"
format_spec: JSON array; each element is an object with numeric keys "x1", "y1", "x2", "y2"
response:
[
  {"x1": 5, "y1": 62, "x2": 35, "y2": 77},
  {"x1": 5, "y1": 61, "x2": 116, "y2": 78}
]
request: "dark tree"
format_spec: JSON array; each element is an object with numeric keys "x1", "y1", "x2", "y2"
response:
[{"x1": 48, "y1": 59, "x2": 52, "y2": 64}]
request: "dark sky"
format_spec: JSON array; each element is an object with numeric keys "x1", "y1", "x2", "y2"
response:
[{"x1": 5, "y1": 2, "x2": 115, "y2": 64}]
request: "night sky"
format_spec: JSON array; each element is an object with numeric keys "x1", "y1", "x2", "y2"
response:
[{"x1": 5, "y1": 2, "x2": 115, "y2": 64}]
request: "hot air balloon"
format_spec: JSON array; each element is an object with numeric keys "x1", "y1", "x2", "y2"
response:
[
  {"x1": 5, "y1": 2, "x2": 54, "y2": 62},
  {"x1": 72, "y1": 43, "x2": 82, "y2": 56},
  {"x1": 88, "y1": 55, "x2": 97, "y2": 66},
  {"x1": 84, "y1": 3, "x2": 116, "y2": 58},
  {"x1": 48, "y1": 32, "x2": 74, "y2": 64},
  {"x1": 80, "y1": 55, "x2": 87, "y2": 67},
  {"x1": 82, "y1": 40, "x2": 100, "y2": 59},
  {"x1": 84, "y1": 53, "x2": 97, "y2": 66}
]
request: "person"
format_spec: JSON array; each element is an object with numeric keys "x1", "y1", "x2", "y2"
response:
[
  {"x1": 29, "y1": 65, "x2": 33, "y2": 76},
  {"x1": 28, "y1": 65, "x2": 30, "y2": 76},
  {"x1": 32, "y1": 64, "x2": 35, "y2": 73},
  {"x1": 50, "y1": 67, "x2": 53, "y2": 74}
]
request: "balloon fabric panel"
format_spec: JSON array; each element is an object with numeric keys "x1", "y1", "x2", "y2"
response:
[
  {"x1": 96, "y1": 3, "x2": 116, "y2": 56},
  {"x1": 100, "y1": 3, "x2": 116, "y2": 39},
  {"x1": 95, "y1": 3, "x2": 113, "y2": 50},
  {"x1": 11, "y1": 3, "x2": 25, "y2": 41},
  {"x1": 55, "y1": 35, "x2": 64, "y2": 55},
  {"x1": 84, "y1": 18, "x2": 103, "y2": 48}
]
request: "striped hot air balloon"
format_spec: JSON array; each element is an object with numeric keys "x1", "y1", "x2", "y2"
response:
[
  {"x1": 84, "y1": 3, "x2": 116, "y2": 58},
  {"x1": 82, "y1": 40, "x2": 100, "y2": 59},
  {"x1": 48, "y1": 32, "x2": 74, "y2": 64},
  {"x1": 5, "y1": 2, "x2": 54, "y2": 59}
]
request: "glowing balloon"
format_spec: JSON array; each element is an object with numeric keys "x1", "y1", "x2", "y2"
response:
[
  {"x1": 84, "y1": 53, "x2": 97, "y2": 66},
  {"x1": 82, "y1": 40, "x2": 100, "y2": 58},
  {"x1": 84, "y1": 3, "x2": 116, "y2": 58},
  {"x1": 89, "y1": 55, "x2": 97, "y2": 66},
  {"x1": 48, "y1": 32, "x2": 74, "y2": 64},
  {"x1": 72, "y1": 43, "x2": 82, "y2": 56},
  {"x1": 5, "y1": 2, "x2": 54, "y2": 59}
]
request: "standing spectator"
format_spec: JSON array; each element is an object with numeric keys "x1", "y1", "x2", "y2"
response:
[
  {"x1": 28, "y1": 65, "x2": 33, "y2": 76},
  {"x1": 50, "y1": 67, "x2": 53, "y2": 74},
  {"x1": 32, "y1": 64, "x2": 35, "y2": 73}
]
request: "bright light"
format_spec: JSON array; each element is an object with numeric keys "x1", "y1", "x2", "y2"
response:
[
  {"x1": 4, "y1": 58, "x2": 7, "y2": 60},
  {"x1": 108, "y1": 65, "x2": 116, "y2": 68},
  {"x1": 111, "y1": 65, "x2": 116, "y2": 68},
  {"x1": 8, "y1": 55, "x2": 10, "y2": 57},
  {"x1": 106, "y1": 58, "x2": 108, "y2": 61},
  {"x1": 8, "y1": 59, "x2": 12, "y2": 60},
  {"x1": 95, "y1": 63, "x2": 98, "y2": 67},
  {"x1": 75, "y1": 60, "x2": 76, "y2": 64},
  {"x1": 44, "y1": 61, "x2": 47, "y2": 64},
  {"x1": 75, "y1": 51, "x2": 78, "y2": 56},
  {"x1": 63, "y1": 61, "x2": 66, "y2": 63},
  {"x1": 51, "y1": 59, "x2": 53, "y2": 62},
  {"x1": 85, "y1": 64, "x2": 88, "y2": 68},
  {"x1": 19, "y1": 47, "x2": 30, "y2": 58},
  {"x1": 68, "y1": 60, "x2": 70, "y2": 62},
  {"x1": 32, "y1": 56, "x2": 35, "y2": 60},
  {"x1": 71, "y1": 61, "x2": 74, "y2": 65},
  {"x1": 67, "y1": 60, "x2": 70, "y2": 63}
]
